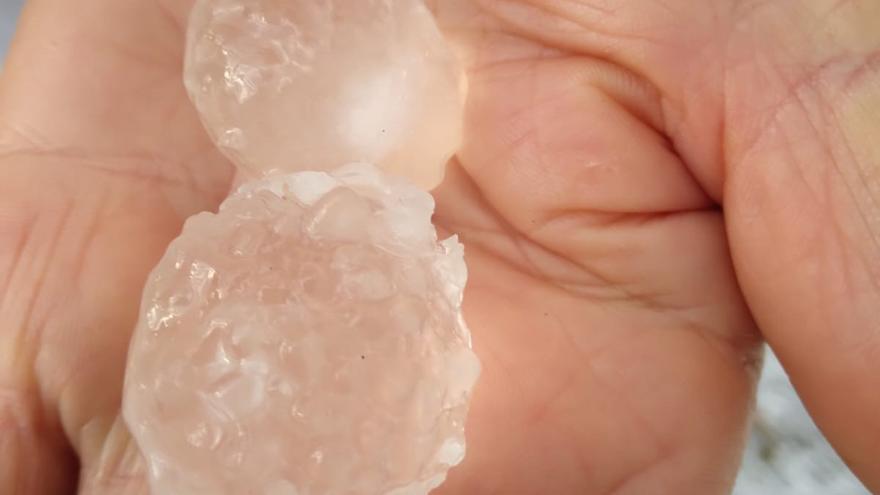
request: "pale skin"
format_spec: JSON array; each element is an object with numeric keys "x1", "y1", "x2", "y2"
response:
[{"x1": 0, "y1": 0, "x2": 878, "y2": 493}]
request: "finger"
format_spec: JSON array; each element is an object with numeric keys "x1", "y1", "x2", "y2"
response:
[{"x1": 724, "y1": 2, "x2": 880, "y2": 490}]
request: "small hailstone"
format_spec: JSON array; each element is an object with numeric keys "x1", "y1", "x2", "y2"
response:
[
  {"x1": 184, "y1": 0, "x2": 465, "y2": 190},
  {"x1": 123, "y1": 164, "x2": 480, "y2": 494}
]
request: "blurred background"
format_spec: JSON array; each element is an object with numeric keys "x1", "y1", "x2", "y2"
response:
[
  {"x1": 0, "y1": 1, "x2": 868, "y2": 494},
  {"x1": 0, "y1": 1, "x2": 17, "y2": 54}
]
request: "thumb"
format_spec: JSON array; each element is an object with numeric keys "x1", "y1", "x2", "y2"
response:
[{"x1": 724, "y1": 9, "x2": 880, "y2": 491}]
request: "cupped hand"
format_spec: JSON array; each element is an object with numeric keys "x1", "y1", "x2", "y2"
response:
[{"x1": 1, "y1": 0, "x2": 878, "y2": 494}]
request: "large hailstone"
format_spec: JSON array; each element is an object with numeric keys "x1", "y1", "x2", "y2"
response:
[
  {"x1": 184, "y1": 0, "x2": 465, "y2": 190},
  {"x1": 123, "y1": 164, "x2": 480, "y2": 494}
]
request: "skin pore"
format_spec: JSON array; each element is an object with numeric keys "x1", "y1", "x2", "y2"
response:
[{"x1": 0, "y1": 0, "x2": 877, "y2": 493}]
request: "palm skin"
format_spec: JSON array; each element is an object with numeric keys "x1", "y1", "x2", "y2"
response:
[{"x1": 1, "y1": 0, "x2": 878, "y2": 494}]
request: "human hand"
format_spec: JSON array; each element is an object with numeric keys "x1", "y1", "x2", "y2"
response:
[{"x1": 1, "y1": 1, "x2": 877, "y2": 494}]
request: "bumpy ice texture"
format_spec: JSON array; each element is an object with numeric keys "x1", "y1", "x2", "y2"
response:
[
  {"x1": 184, "y1": 0, "x2": 464, "y2": 190},
  {"x1": 123, "y1": 164, "x2": 480, "y2": 494}
]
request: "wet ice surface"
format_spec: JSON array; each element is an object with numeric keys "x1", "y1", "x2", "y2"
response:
[
  {"x1": 131, "y1": 2, "x2": 477, "y2": 492},
  {"x1": 184, "y1": 0, "x2": 464, "y2": 190},
  {"x1": 124, "y1": 165, "x2": 480, "y2": 495}
]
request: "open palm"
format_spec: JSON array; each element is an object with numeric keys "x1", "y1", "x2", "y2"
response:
[{"x1": 2, "y1": 1, "x2": 878, "y2": 494}]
